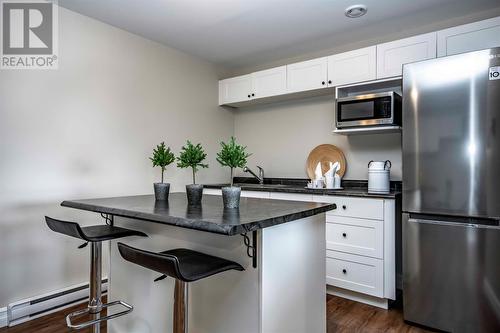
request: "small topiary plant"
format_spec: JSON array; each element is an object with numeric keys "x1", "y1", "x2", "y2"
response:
[
  {"x1": 177, "y1": 140, "x2": 208, "y2": 184},
  {"x1": 150, "y1": 142, "x2": 175, "y2": 183},
  {"x1": 216, "y1": 137, "x2": 251, "y2": 186}
]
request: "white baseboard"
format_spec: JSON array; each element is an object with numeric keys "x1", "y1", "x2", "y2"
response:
[
  {"x1": 327, "y1": 285, "x2": 389, "y2": 309},
  {"x1": 0, "y1": 307, "x2": 7, "y2": 328},
  {"x1": 7, "y1": 279, "x2": 107, "y2": 327}
]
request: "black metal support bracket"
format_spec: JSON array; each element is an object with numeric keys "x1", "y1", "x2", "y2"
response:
[
  {"x1": 101, "y1": 213, "x2": 113, "y2": 226},
  {"x1": 241, "y1": 230, "x2": 258, "y2": 269}
]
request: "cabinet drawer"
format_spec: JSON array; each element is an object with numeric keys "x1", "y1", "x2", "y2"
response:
[
  {"x1": 269, "y1": 192, "x2": 313, "y2": 202},
  {"x1": 326, "y1": 250, "x2": 383, "y2": 297},
  {"x1": 241, "y1": 191, "x2": 270, "y2": 199},
  {"x1": 204, "y1": 188, "x2": 222, "y2": 196},
  {"x1": 324, "y1": 196, "x2": 384, "y2": 220},
  {"x1": 326, "y1": 216, "x2": 383, "y2": 258}
]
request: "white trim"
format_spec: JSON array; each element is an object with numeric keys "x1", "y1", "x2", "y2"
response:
[
  {"x1": 7, "y1": 279, "x2": 107, "y2": 327},
  {"x1": 327, "y1": 285, "x2": 389, "y2": 309},
  {"x1": 0, "y1": 307, "x2": 8, "y2": 328},
  {"x1": 383, "y1": 199, "x2": 396, "y2": 300}
]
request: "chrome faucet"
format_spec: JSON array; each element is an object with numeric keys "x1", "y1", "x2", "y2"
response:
[{"x1": 243, "y1": 166, "x2": 264, "y2": 185}]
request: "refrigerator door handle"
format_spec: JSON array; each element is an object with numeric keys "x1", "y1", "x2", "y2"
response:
[{"x1": 407, "y1": 217, "x2": 500, "y2": 229}]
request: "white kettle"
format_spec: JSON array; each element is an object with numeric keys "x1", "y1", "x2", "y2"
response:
[{"x1": 368, "y1": 160, "x2": 391, "y2": 193}]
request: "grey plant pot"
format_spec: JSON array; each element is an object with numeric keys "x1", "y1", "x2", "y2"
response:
[
  {"x1": 154, "y1": 183, "x2": 170, "y2": 201},
  {"x1": 222, "y1": 186, "x2": 241, "y2": 209},
  {"x1": 186, "y1": 184, "x2": 203, "y2": 206}
]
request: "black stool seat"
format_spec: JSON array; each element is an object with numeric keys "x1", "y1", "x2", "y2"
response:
[
  {"x1": 117, "y1": 243, "x2": 244, "y2": 282},
  {"x1": 45, "y1": 216, "x2": 147, "y2": 242}
]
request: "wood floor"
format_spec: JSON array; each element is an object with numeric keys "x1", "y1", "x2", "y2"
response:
[{"x1": 0, "y1": 294, "x2": 433, "y2": 333}]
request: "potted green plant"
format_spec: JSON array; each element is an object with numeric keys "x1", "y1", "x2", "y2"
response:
[
  {"x1": 216, "y1": 137, "x2": 251, "y2": 208},
  {"x1": 177, "y1": 140, "x2": 208, "y2": 205},
  {"x1": 150, "y1": 141, "x2": 175, "y2": 200}
]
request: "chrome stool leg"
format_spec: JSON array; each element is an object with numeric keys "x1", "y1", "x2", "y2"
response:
[
  {"x1": 66, "y1": 241, "x2": 133, "y2": 331},
  {"x1": 89, "y1": 242, "x2": 103, "y2": 315},
  {"x1": 173, "y1": 279, "x2": 188, "y2": 333},
  {"x1": 89, "y1": 242, "x2": 102, "y2": 333}
]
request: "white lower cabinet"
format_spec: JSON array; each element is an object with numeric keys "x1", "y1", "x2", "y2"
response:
[
  {"x1": 326, "y1": 250, "x2": 384, "y2": 298},
  {"x1": 316, "y1": 194, "x2": 396, "y2": 307},
  {"x1": 241, "y1": 190, "x2": 270, "y2": 198},
  {"x1": 203, "y1": 188, "x2": 222, "y2": 196},
  {"x1": 269, "y1": 192, "x2": 313, "y2": 202},
  {"x1": 204, "y1": 188, "x2": 270, "y2": 199},
  {"x1": 204, "y1": 188, "x2": 395, "y2": 307}
]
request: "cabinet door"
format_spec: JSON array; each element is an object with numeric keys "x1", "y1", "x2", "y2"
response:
[
  {"x1": 437, "y1": 16, "x2": 500, "y2": 57},
  {"x1": 218, "y1": 74, "x2": 252, "y2": 105},
  {"x1": 376, "y1": 32, "x2": 437, "y2": 79},
  {"x1": 286, "y1": 57, "x2": 328, "y2": 93},
  {"x1": 327, "y1": 46, "x2": 376, "y2": 86},
  {"x1": 252, "y1": 66, "x2": 287, "y2": 99}
]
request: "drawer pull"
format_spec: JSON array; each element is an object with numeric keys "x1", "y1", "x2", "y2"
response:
[
  {"x1": 342, "y1": 232, "x2": 347, "y2": 238},
  {"x1": 342, "y1": 205, "x2": 347, "y2": 210},
  {"x1": 342, "y1": 269, "x2": 347, "y2": 274}
]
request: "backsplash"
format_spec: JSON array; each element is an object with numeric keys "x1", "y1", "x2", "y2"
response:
[
  {"x1": 234, "y1": 95, "x2": 402, "y2": 180},
  {"x1": 233, "y1": 177, "x2": 402, "y2": 192}
]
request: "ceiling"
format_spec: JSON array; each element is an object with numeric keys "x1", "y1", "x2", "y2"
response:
[{"x1": 59, "y1": 0, "x2": 500, "y2": 70}]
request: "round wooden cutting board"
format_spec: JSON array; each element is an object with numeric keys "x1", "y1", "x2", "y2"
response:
[{"x1": 306, "y1": 144, "x2": 347, "y2": 179}]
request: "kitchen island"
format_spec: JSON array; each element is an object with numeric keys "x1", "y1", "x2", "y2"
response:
[{"x1": 62, "y1": 193, "x2": 335, "y2": 333}]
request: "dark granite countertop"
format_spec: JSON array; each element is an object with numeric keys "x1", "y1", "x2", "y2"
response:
[
  {"x1": 204, "y1": 178, "x2": 401, "y2": 199},
  {"x1": 61, "y1": 193, "x2": 335, "y2": 236}
]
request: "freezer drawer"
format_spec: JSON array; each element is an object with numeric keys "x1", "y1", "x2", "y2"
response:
[{"x1": 403, "y1": 213, "x2": 500, "y2": 333}]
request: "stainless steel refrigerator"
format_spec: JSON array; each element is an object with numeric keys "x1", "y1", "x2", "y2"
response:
[{"x1": 402, "y1": 47, "x2": 500, "y2": 333}]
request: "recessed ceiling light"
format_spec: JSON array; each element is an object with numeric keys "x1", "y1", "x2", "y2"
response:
[{"x1": 345, "y1": 4, "x2": 368, "y2": 18}]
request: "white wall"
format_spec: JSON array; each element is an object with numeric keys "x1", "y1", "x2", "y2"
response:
[
  {"x1": 234, "y1": 96, "x2": 401, "y2": 180},
  {"x1": 0, "y1": 8, "x2": 233, "y2": 307}
]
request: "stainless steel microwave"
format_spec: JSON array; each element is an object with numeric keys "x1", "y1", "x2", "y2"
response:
[{"x1": 335, "y1": 91, "x2": 401, "y2": 129}]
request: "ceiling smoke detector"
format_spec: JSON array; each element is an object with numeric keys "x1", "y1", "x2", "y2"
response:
[{"x1": 345, "y1": 4, "x2": 368, "y2": 18}]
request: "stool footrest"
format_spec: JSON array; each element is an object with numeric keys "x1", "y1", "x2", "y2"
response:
[{"x1": 66, "y1": 300, "x2": 133, "y2": 330}]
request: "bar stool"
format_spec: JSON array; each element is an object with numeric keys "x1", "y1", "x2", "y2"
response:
[
  {"x1": 45, "y1": 216, "x2": 148, "y2": 332},
  {"x1": 117, "y1": 242, "x2": 244, "y2": 333}
]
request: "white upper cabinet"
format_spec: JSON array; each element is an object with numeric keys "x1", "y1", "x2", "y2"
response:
[
  {"x1": 376, "y1": 32, "x2": 437, "y2": 79},
  {"x1": 252, "y1": 66, "x2": 287, "y2": 99},
  {"x1": 437, "y1": 16, "x2": 500, "y2": 57},
  {"x1": 286, "y1": 57, "x2": 328, "y2": 93},
  {"x1": 327, "y1": 46, "x2": 376, "y2": 87},
  {"x1": 219, "y1": 74, "x2": 253, "y2": 105},
  {"x1": 218, "y1": 16, "x2": 500, "y2": 108}
]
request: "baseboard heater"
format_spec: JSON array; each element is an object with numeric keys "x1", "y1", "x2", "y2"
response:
[{"x1": 5, "y1": 279, "x2": 108, "y2": 327}]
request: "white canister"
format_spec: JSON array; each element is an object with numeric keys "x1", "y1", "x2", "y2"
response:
[{"x1": 368, "y1": 160, "x2": 391, "y2": 193}]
